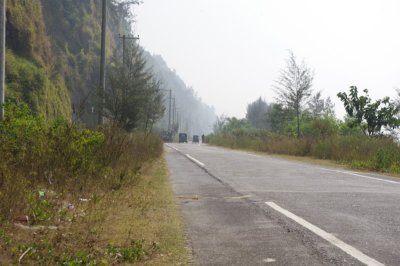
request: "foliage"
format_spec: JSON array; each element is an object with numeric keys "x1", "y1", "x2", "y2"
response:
[
  {"x1": 104, "y1": 44, "x2": 165, "y2": 131},
  {"x1": 5, "y1": 49, "x2": 71, "y2": 119},
  {"x1": 0, "y1": 102, "x2": 163, "y2": 222},
  {"x1": 308, "y1": 91, "x2": 335, "y2": 118},
  {"x1": 27, "y1": 193, "x2": 54, "y2": 224},
  {"x1": 106, "y1": 240, "x2": 151, "y2": 263},
  {"x1": 61, "y1": 253, "x2": 100, "y2": 266},
  {"x1": 265, "y1": 103, "x2": 292, "y2": 134},
  {"x1": 213, "y1": 114, "x2": 228, "y2": 133},
  {"x1": 6, "y1": 0, "x2": 214, "y2": 132},
  {"x1": 246, "y1": 97, "x2": 269, "y2": 129},
  {"x1": 208, "y1": 114, "x2": 400, "y2": 174},
  {"x1": 0, "y1": 103, "x2": 165, "y2": 264},
  {"x1": 6, "y1": 0, "x2": 144, "y2": 125},
  {"x1": 5, "y1": 1, "x2": 74, "y2": 119},
  {"x1": 337, "y1": 86, "x2": 400, "y2": 136},
  {"x1": 274, "y1": 51, "x2": 314, "y2": 137},
  {"x1": 6, "y1": 0, "x2": 52, "y2": 67}
]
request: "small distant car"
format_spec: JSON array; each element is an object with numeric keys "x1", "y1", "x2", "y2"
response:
[
  {"x1": 179, "y1": 133, "x2": 187, "y2": 143},
  {"x1": 193, "y1": 135, "x2": 199, "y2": 143}
]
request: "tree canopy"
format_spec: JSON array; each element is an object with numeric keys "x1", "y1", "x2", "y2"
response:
[
  {"x1": 337, "y1": 86, "x2": 400, "y2": 136},
  {"x1": 246, "y1": 97, "x2": 269, "y2": 129},
  {"x1": 274, "y1": 51, "x2": 314, "y2": 137}
]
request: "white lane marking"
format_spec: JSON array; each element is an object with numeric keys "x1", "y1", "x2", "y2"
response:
[
  {"x1": 224, "y1": 195, "x2": 252, "y2": 200},
  {"x1": 165, "y1": 144, "x2": 179, "y2": 152},
  {"x1": 186, "y1": 154, "x2": 205, "y2": 168},
  {"x1": 320, "y1": 168, "x2": 400, "y2": 185},
  {"x1": 263, "y1": 258, "x2": 276, "y2": 263},
  {"x1": 265, "y1": 202, "x2": 384, "y2": 266}
]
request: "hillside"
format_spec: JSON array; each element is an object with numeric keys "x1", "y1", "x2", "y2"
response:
[
  {"x1": 5, "y1": 0, "x2": 215, "y2": 132},
  {"x1": 145, "y1": 53, "x2": 216, "y2": 135}
]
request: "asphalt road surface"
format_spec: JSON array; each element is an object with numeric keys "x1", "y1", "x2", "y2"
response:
[{"x1": 165, "y1": 143, "x2": 400, "y2": 266}]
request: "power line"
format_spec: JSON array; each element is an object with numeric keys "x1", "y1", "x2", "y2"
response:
[
  {"x1": 168, "y1": 89, "x2": 172, "y2": 132},
  {"x1": 172, "y1": 97, "x2": 176, "y2": 126}
]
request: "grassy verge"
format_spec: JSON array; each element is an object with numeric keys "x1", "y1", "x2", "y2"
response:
[
  {"x1": 207, "y1": 133, "x2": 400, "y2": 176},
  {"x1": 100, "y1": 157, "x2": 189, "y2": 265},
  {"x1": 0, "y1": 103, "x2": 189, "y2": 265},
  {"x1": 0, "y1": 157, "x2": 189, "y2": 265}
]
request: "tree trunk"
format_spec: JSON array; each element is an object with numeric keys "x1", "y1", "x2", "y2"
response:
[{"x1": 296, "y1": 107, "x2": 300, "y2": 138}]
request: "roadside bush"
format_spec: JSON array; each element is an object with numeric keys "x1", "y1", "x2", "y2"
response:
[
  {"x1": 208, "y1": 124, "x2": 400, "y2": 174},
  {"x1": 0, "y1": 102, "x2": 163, "y2": 223}
]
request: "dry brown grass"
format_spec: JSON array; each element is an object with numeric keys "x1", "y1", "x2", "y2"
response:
[
  {"x1": 208, "y1": 131, "x2": 400, "y2": 175},
  {"x1": 0, "y1": 157, "x2": 189, "y2": 265},
  {"x1": 100, "y1": 157, "x2": 189, "y2": 265}
]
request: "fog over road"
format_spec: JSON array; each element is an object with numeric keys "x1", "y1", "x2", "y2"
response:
[{"x1": 165, "y1": 144, "x2": 400, "y2": 266}]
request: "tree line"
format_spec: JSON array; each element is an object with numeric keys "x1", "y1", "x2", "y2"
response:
[{"x1": 225, "y1": 51, "x2": 400, "y2": 138}]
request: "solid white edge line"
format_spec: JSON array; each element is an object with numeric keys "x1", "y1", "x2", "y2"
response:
[
  {"x1": 165, "y1": 144, "x2": 179, "y2": 152},
  {"x1": 186, "y1": 154, "x2": 205, "y2": 168},
  {"x1": 265, "y1": 202, "x2": 385, "y2": 266},
  {"x1": 320, "y1": 168, "x2": 400, "y2": 185}
]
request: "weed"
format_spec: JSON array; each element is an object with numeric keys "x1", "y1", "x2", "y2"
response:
[
  {"x1": 61, "y1": 252, "x2": 101, "y2": 266},
  {"x1": 27, "y1": 193, "x2": 54, "y2": 224},
  {"x1": 107, "y1": 240, "x2": 147, "y2": 263},
  {"x1": 0, "y1": 103, "x2": 166, "y2": 264}
]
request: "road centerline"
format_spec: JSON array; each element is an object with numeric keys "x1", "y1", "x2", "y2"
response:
[{"x1": 265, "y1": 201, "x2": 385, "y2": 266}]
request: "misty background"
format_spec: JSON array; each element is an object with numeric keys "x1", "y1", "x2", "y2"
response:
[{"x1": 134, "y1": 0, "x2": 400, "y2": 119}]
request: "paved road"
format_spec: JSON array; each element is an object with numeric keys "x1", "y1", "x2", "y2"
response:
[{"x1": 165, "y1": 144, "x2": 400, "y2": 266}]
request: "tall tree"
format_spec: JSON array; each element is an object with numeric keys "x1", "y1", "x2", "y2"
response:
[
  {"x1": 246, "y1": 97, "x2": 268, "y2": 128},
  {"x1": 265, "y1": 103, "x2": 292, "y2": 133},
  {"x1": 308, "y1": 91, "x2": 335, "y2": 117},
  {"x1": 337, "y1": 86, "x2": 400, "y2": 136},
  {"x1": 213, "y1": 114, "x2": 227, "y2": 133},
  {"x1": 308, "y1": 91, "x2": 324, "y2": 118},
  {"x1": 104, "y1": 43, "x2": 164, "y2": 131},
  {"x1": 324, "y1": 97, "x2": 335, "y2": 116},
  {"x1": 274, "y1": 51, "x2": 314, "y2": 137}
]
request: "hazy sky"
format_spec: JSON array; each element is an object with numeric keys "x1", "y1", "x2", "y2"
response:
[{"x1": 134, "y1": 0, "x2": 400, "y2": 119}]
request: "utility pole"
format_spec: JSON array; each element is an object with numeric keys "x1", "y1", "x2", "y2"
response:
[
  {"x1": 98, "y1": 0, "x2": 107, "y2": 125},
  {"x1": 0, "y1": 0, "x2": 5, "y2": 121},
  {"x1": 168, "y1": 89, "x2": 172, "y2": 132},
  {"x1": 118, "y1": 34, "x2": 139, "y2": 66},
  {"x1": 172, "y1": 97, "x2": 176, "y2": 126}
]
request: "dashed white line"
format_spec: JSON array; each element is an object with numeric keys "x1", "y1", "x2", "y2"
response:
[
  {"x1": 265, "y1": 202, "x2": 385, "y2": 266},
  {"x1": 320, "y1": 168, "x2": 400, "y2": 185},
  {"x1": 185, "y1": 154, "x2": 205, "y2": 168}
]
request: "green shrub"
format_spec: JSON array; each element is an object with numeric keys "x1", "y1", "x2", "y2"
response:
[
  {"x1": 208, "y1": 124, "x2": 400, "y2": 174},
  {"x1": 0, "y1": 103, "x2": 164, "y2": 223},
  {"x1": 106, "y1": 240, "x2": 147, "y2": 263},
  {"x1": 27, "y1": 192, "x2": 54, "y2": 224},
  {"x1": 61, "y1": 253, "x2": 100, "y2": 266}
]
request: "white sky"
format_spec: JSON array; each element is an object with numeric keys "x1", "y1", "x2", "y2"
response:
[{"x1": 134, "y1": 0, "x2": 400, "y2": 119}]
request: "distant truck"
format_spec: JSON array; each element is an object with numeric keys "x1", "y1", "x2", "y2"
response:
[
  {"x1": 192, "y1": 135, "x2": 199, "y2": 144},
  {"x1": 179, "y1": 133, "x2": 188, "y2": 143}
]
